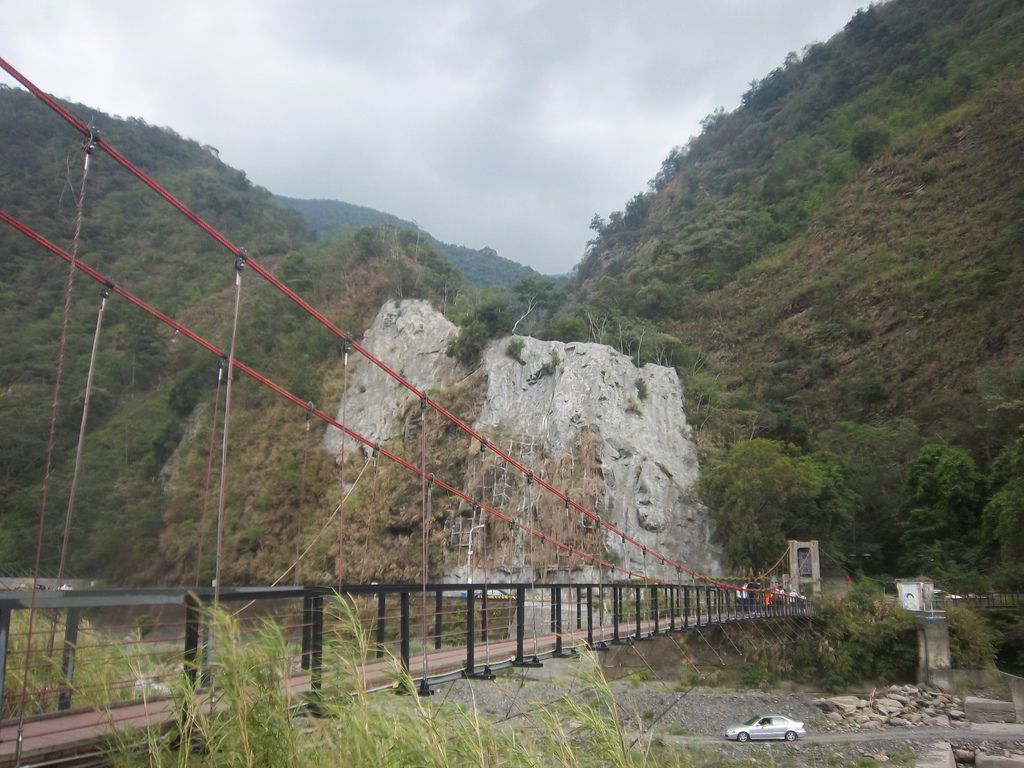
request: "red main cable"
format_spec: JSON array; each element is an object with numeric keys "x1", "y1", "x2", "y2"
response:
[
  {"x1": 0, "y1": 208, "x2": 669, "y2": 585},
  {"x1": 0, "y1": 57, "x2": 777, "y2": 589}
]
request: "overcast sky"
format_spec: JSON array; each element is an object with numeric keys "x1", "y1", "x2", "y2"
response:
[{"x1": 2, "y1": 1, "x2": 868, "y2": 274}]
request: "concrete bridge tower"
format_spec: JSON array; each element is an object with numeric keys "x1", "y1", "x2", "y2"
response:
[{"x1": 787, "y1": 540, "x2": 821, "y2": 596}]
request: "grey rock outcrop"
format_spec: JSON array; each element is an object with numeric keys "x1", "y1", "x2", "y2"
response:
[
  {"x1": 328, "y1": 299, "x2": 721, "y2": 580},
  {"x1": 476, "y1": 335, "x2": 719, "y2": 577},
  {"x1": 323, "y1": 299, "x2": 461, "y2": 454}
]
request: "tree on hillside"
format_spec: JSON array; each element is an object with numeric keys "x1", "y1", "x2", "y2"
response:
[
  {"x1": 983, "y1": 429, "x2": 1024, "y2": 572},
  {"x1": 699, "y1": 439, "x2": 859, "y2": 570},
  {"x1": 899, "y1": 444, "x2": 986, "y2": 576}
]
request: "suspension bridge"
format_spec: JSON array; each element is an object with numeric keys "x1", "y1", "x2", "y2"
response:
[{"x1": 0, "y1": 57, "x2": 814, "y2": 766}]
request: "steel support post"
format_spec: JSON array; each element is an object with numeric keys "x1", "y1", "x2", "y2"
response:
[
  {"x1": 434, "y1": 590, "x2": 443, "y2": 650},
  {"x1": 586, "y1": 586, "x2": 594, "y2": 647},
  {"x1": 481, "y1": 590, "x2": 488, "y2": 643},
  {"x1": 57, "y1": 608, "x2": 80, "y2": 711},
  {"x1": 376, "y1": 591, "x2": 387, "y2": 659},
  {"x1": 634, "y1": 585, "x2": 642, "y2": 640},
  {"x1": 512, "y1": 587, "x2": 542, "y2": 667},
  {"x1": 465, "y1": 587, "x2": 475, "y2": 675},
  {"x1": 612, "y1": 585, "x2": 621, "y2": 644},
  {"x1": 400, "y1": 591, "x2": 410, "y2": 674},
  {"x1": 652, "y1": 587, "x2": 660, "y2": 636},
  {"x1": 310, "y1": 594, "x2": 324, "y2": 692},
  {"x1": 301, "y1": 592, "x2": 313, "y2": 670},
  {"x1": 184, "y1": 594, "x2": 201, "y2": 688},
  {"x1": 0, "y1": 606, "x2": 11, "y2": 716}
]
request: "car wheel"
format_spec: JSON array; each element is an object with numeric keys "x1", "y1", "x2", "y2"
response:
[
  {"x1": 784, "y1": 731, "x2": 797, "y2": 742},
  {"x1": 738, "y1": 732, "x2": 750, "y2": 743}
]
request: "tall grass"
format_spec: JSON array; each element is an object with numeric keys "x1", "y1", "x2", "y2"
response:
[{"x1": 105, "y1": 598, "x2": 701, "y2": 767}]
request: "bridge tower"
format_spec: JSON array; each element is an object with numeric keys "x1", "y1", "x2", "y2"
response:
[{"x1": 787, "y1": 540, "x2": 821, "y2": 596}]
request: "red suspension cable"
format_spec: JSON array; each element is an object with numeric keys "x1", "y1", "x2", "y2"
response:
[{"x1": 0, "y1": 209, "x2": 658, "y2": 584}]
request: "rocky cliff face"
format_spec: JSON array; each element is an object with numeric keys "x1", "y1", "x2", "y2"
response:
[{"x1": 328, "y1": 299, "x2": 721, "y2": 580}]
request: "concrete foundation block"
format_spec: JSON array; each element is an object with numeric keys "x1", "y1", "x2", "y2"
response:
[
  {"x1": 914, "y1": 741, "x2": 954, "y2": 768},
  {"x1": 966, "y1": 696, "x2": 1017, "y2": 724},
  {"x1": 975, "y1": 754, "x2": 1024, "y2": 768}
]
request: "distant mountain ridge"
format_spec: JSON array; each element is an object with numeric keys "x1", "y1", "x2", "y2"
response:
[{"x1": 276, "y1": 195, "x2": 550, "y2": 290}]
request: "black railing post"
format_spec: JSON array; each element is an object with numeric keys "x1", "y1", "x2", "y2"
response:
[
  {"x1": 184, "y1": 593, "x2": 201, "y2": 688},
  {"x1": 717, "y1": 588, "x2": 723, "y2": 624},
  {"x1": 434, "y1": 590, "x2": 443, "y2": 650},
  {"x1": 684, "y1": 586, "x2": 690, "y2": 630},
  {"x1": 550, "y1": 587, "x2": 557, "y2": 633},
  {"x1": 513, "y1": 586, "x2": 542, "y2": 667},
  {"x1": 695, "y1": 585, "x2": 702, "y2": 627},
  {"x1": 515, "y1": 587, "x2": 525, "y2": 664},
  {"x1": 482, "y1": 589, "x2": 490, "y2": 643},
  {"x1": 376, "y1": 591, "x2": 387, "y2": 659},
  {"x1": 586, "y1": 586, "x2": 594, "y2": 648},
  {"x1": 553, "y1": 586, "x2": 566, "y2": 656},
  {"x1": 652, "y1": 586, "x2": 660, "y2": 636},
  {"x1": 301, "y1": 592, "x2": 313, "y2": 670},
  {"x1": 400, "y1": 591, "x2": 411, "y2": 674},
  {"x1": 576, "y1": 586, "x2": 583, "y2": 631},
  {"x1": 634, "y1": 585, "x2": 642, "y2": 640},
  {"x1": 612, "y1": 585, "x2": 621, "y2": 643},
  {"x1": 669, "y1": 587, "x2": 676, "y2": 632},
  {"x1": 465, "y1": 587, "x2": 476, "y2": 676},
  {"x1": 0, "y1": 605, "x2": 10, "y2": 712},
  {"x1": 57, "y1": 608, "x2": 80, "y2": 711},
  {"x1": 310, "y1": 593, "x2": 324, "y2": 692}
]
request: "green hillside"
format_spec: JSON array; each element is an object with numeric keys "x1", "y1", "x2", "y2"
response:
[
  {"x1": 541, "y1": 0, "x2": 1024, "y2": 586},
  {"x1": 0, "y1": 85, "x2": 467, "y2": 584},
  {"x1": 276, "y1": 194, "x2": 552, "y2": 290}
]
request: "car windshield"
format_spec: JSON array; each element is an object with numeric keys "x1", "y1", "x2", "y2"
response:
[{"x1": 745, "y1": 716, "x2": 763, "y2": 726}]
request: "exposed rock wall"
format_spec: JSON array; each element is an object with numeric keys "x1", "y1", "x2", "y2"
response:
[
  {"x1": 475, "y1": 335, "x2": 720, "y2": 578},
  {"x1": 328, "y1": 299, "x2": 721, "y2": 581}
]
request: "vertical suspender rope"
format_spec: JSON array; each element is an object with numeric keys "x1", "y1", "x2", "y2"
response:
[
  {"x1": 482, "y1": 507, "x2": 490, "y2": 671},
  {"x1": 56, "y1": 285, "x2": 110, "y2": 586},
  {"x1": 337, "y1": 341, "x2": 349, "y2": 590},
  {"x1": 194, "y1": 359, "x2": 225, "y2": 588},
  {"x1": 419, "y1": 396, "x2": 430, "y2": 693},
  {"x1": 213, "y1": 253, "x2": 246, "y2": 607},
  {"x1": 14, "y1": 135, "x2": 94, "y2": 767},
  {"x1": 527, "y1": 473, "x2": 539, "y2": 660},
  {"x1": 295, "y1": 404, "x2": 313, "y2": 587},
  {"x1": 566, "y1": 501, "x2": 574, "y2": 648}
]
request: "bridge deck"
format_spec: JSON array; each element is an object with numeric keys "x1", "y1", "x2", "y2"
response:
[
  {"x1": 0, "y1": 615, "x2": 748, "y2": 765},
  {"x1": 0, "y1": 628, "x2": 574, "y2": 765}
]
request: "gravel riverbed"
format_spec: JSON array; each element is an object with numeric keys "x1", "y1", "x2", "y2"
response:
[{"x1": 425, "y1": 657, "x2": 1024, "y2": 767}]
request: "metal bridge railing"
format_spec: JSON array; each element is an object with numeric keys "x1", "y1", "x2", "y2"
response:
[{"x1": 0, "y1": 582, "x2": 810, "y2": 763}]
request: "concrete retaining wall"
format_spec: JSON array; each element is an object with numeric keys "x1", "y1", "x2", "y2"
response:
[{"x1": 1003, "y1": 671, "x2": 1024, "y2": 724}]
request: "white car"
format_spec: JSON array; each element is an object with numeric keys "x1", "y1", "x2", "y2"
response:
[{"x1": 724, "y1": 715, "x2": 806, "y2": 742}]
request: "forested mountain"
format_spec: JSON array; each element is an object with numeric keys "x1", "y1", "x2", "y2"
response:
[
  {"x1": 276, "y1": 195, "x2": 552, "y2": 290},
  {"x1": 532, "y1": 0, "x2": 1024, "y2": 587}
]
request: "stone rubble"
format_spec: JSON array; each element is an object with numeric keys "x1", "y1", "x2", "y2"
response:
[{"x1": 815, "y1": 683, "x2": 968, "y2": 730}]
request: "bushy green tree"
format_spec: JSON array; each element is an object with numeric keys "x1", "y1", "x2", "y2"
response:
[
  {"x1": 983, "y1": 429, "x2": 1024, "y2": 564},
  {"x1": 899, "y1": 444, "x2": 987, "y2": 576},
  {"x1": 700, "y1": 439, "x2": 859, "y2": 569}
]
